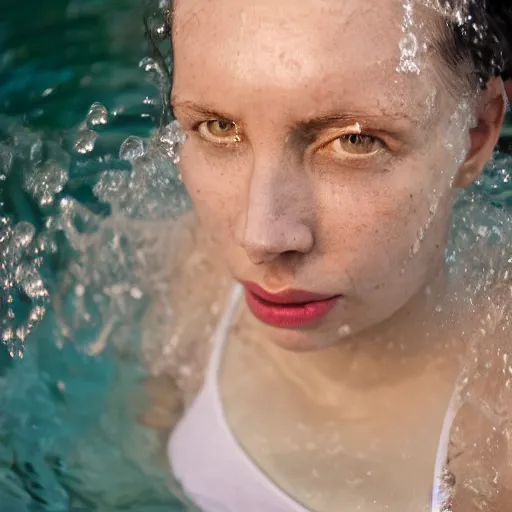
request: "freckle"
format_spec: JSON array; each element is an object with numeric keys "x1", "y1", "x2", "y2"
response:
[{"x1": 410, "y1": 194, "x2": 413, "y2": 199}]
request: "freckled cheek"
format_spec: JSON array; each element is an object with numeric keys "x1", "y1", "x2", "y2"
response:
[
  {"x1": 318, "y1": 184, "x2": 426, "y2": 269},
  {"x1": 178, "y1": 147, "x2": 246, "y2": 238}
]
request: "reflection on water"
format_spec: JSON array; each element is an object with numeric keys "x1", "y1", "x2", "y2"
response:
[{"x1": 0, "y1": 0, "x2": 511, "y2": 510}]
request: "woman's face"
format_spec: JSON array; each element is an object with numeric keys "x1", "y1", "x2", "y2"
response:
[{"x1": 171, "y1": 0, "x2": 480, "y2": 350}]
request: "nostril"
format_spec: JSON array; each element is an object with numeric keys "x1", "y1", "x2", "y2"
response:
[{"x1": 281, "y1": 250, "x2": 299, "y2": 259}]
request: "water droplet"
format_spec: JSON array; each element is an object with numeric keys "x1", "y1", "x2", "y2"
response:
[
  {"x1": 410, "y1": 238, "x2": 421, "y2": 256},
  {"x1": 130, "y1": 287, "x2": 143, "y2": 299},
  {"x1": 74, "y1": 129, "x2": 98, "y2": 154},
  {"x1": 25, "y1": 162, "x2": 67, "y2": 207},
  {"x1": 16, "y1": 325, "x2": 30, "y2": 342},
  {"x1": 29, "y1": 305, "x2": 46, "y2": 323},
  {"x1": 338, "y1": 324, "x2": 352, "y2": 338},
  {"x1": 87, "y1": 102, "x2": 109, "y2": 127},
  {"x1": 0, "y1": 144, "x2": 13, "y2": 175},
  {"x1": 2, "y1": 327, "x2": 14, "y2": 343},
  {"x1": 12, "y1": 221, "x2": 35, "y2": 251},
  {"x1": 157, "y1": 121, "x2": 186, "y2": 163},
  {"x1": 30, "y1": 139, "x2": 44, "y2": 165},
  {"x1": 119, "y1": 136, "x2": 145, "y2": 161},
  {"x1": 41, "y1": 87, "x2": 54, "y2": 98},
  {"x1": 15, "y1": 264, "x2": 48, "y2": 299},
  {"x1": 140, "y1": 56, "x2": 159, "y2": 74}
]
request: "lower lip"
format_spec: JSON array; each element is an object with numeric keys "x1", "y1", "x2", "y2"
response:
[{"x1": 244, "y1": 290, "x2": 340, "y2": 328}]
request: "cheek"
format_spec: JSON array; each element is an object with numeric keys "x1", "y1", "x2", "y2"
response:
[
  {"x1": 318, "y1": 168, "x2": 450, "y2": 286},
  {"x1": 178, "y1": 143, "x2": 244, "y2": 237}
]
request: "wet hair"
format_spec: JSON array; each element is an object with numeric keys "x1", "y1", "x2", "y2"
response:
[{"x1": 435, "y1": 0, "x2": 512, "y2": 88}]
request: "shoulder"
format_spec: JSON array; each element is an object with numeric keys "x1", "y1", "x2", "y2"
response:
[{"x1": 446, "y1": 266, "x2": 512, "y2": 507}]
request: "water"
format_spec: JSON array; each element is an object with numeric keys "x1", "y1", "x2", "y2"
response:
[
  {"x1": 0, "y1": 0, "x2": 511, "y2": 511},
  {"x1": 0, "y1": 0, "x2": 188, "y2": 510}
]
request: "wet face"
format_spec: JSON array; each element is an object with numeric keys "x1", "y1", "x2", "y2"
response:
[{"x1": 171, "y1": 0, "x2": 477, "y2": 351}]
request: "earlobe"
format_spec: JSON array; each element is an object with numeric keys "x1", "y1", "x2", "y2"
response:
[{"x1": 453, "y1": 79, "x2": 506, "y2": 189}]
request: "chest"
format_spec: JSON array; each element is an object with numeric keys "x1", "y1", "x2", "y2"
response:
[{"x1": 218, "y1": 334, "x2": 456, "y2": 511}]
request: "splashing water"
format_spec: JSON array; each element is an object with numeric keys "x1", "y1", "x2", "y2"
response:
[
  {"x1": 397, "y1": 0, "x2": 421, "y2": 75},
  {"x1": 0, "y1": 0, "x2": 186, "y2": 358}
]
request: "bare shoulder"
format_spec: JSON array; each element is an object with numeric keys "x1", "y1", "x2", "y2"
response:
[
  {"x1": 446, "y1": 272, "x2": 512, "y2": 509},
  {"x1": 139, "y1": 213, "x2": 232, "y2": 430}
]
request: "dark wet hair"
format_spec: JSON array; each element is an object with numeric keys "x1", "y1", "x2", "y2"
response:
[{"x1": 438, "y1": 0, "x2": 512, "y2": 87}]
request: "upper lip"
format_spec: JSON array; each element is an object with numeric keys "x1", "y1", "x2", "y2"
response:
[{"x1": 243, "y1": 282, "x2": 339, "y2": 305}]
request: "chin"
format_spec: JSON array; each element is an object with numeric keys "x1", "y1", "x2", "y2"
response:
[{"x1": 260, "y1": 322, "x2": 340, "y2": 353}]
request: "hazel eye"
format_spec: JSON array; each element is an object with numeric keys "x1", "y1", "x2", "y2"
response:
[
  {"x1": 198, "y1": 119, "x2": 240, "y2": 144},
  {"x1": 330, "y1": 133, "x2": 382, "y2": 156}
]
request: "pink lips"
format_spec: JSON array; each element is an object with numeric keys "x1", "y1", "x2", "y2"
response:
[{"x1": 243, "y1": 282, "x2": 341, "y2": 328}]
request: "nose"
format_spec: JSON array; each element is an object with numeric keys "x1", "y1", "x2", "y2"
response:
[{"x1": 236, "y1": 161, "x2": 315, "y2": 265}]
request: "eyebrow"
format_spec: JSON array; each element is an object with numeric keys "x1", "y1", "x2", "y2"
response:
[
  {"x1": 171, "y1": 99, "x2": 236, "y2": 122},
  {"x1": 296, "y1": 111, "x2": 418, "y2": 132},
  {"x1": 172, "y1": 98, "x2": 420, "y2": 132}
]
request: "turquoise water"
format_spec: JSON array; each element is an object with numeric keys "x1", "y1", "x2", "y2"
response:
[
  {"x1": 0, "y1": 1, "x2": 186, "y2": 510},
  {"x1": 0, "y1": 1, "x2": 511, "y2": 511}
]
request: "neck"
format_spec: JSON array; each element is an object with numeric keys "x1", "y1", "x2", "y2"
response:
[{"x1": 247, "y1": 268, "x2": 464, "y2": 406}]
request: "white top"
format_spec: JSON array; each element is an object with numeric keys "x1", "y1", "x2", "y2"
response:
[{"x1": 168, "y1": 283, "x2": 457, "y2": 511}]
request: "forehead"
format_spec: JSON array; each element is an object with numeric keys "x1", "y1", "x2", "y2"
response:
[{"x1": 172, "y1": 0, "x2": 446, "y2": 121}]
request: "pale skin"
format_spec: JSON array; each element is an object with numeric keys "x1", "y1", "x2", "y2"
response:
[{"x1": 139, "y1": 0, "x2": 512, "y2": 510}]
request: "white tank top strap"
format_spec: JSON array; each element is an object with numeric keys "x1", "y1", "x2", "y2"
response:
[
  {"x1": 431, "y1": 384, "x2": 462, "y2": 511},
  {"x1": 203, "y1": 282, "x2": 244, "y2": 385}
]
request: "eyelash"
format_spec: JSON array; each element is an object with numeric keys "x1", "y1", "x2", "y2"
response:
[
  {"x1": 192, "y1": 120, "x2": 241, "y2": 147},
  {"x1": 320, "y1": 133, "x2": 385, "y2": 159},
  {"x1": 191, "y1": 119, "x2": 387, "y2": 159}
]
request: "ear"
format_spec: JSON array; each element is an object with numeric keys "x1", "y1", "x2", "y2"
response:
[{"x1": 453, "y1": 78, "x2": 507, "y2": 189}]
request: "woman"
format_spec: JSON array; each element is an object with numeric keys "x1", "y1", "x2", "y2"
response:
[{"x1": 141, "y1": 0, "x2": 512, "y2": 510}]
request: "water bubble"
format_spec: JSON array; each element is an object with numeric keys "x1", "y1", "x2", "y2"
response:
[
  {"x1": 87, "y1": 102, "x2": 109, "y2": 127},
  {"x1": 157, "y1": 121, "x2": 186, "y2": 163},
  {"x1": 399, "y1": 32, "x2": 418, "y2": 55},
  {"x1": 74, "y1": 129, "x2": 98, "y2": 154},
  {"x1": 140, "y1": 56, "x2": 160, "y2": 74},
  {"x1": 397, "y1": 0, "x2": 421, "y2": 75},
  {"x1": 16, "y1": 325, "x2": 30, "y2": 342},
  {"x1": 2, "y1": 327, "x2": 14, "y2": 343},
  {"x1": 24, "y1": 162, "x2": 67, "y2": 207},
  {"x1": 149, "y1": 18, "x2": 169, "y2": 42},
  {"x1": 130, "y1": 287, "x2": 143, "y2": 300},
  {"x1": 12, "y1": 221, "x2": 35, "y2": 252},
  {"x1": 29, "y1": 305, "x2": 46, "y2": 323},
  {"x1": 397, "y1": 34, "x2": 420, "y2": 74},
  {"x1": 15, "y1": 264, "x2": 48, "y2": 299},
  {"x1": 119, "y1": 136, "x2": 145, "y2": 161}
]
